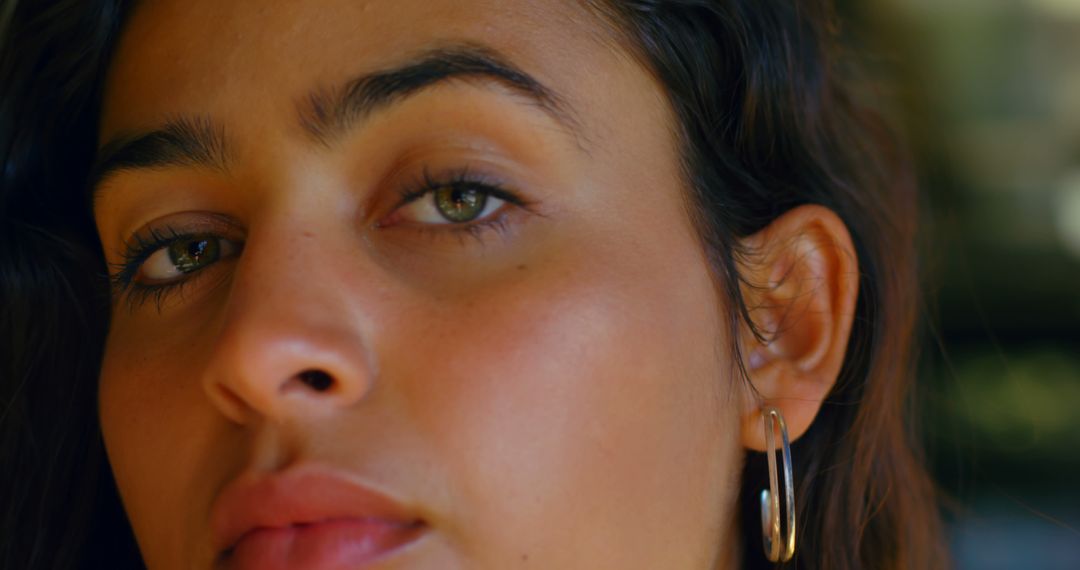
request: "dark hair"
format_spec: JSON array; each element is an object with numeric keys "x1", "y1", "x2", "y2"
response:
[
  {"x1": 1, "y1": 2, "x2": 141, "y2": 568},
  {"x1": 0, "y1": 1, "x2": 947, "y2": 568},
  {"x1": 586, "y1": 2, "x2": 948, "y2": 569}
]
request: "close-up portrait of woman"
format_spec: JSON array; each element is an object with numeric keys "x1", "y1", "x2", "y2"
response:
[{"x1": 2, "y1": 0, "x2": 973, "y2": 569}]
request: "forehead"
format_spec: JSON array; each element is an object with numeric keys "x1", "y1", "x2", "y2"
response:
[{"x1": 100, "y1": 0, "x2": 638, "y2": 143}]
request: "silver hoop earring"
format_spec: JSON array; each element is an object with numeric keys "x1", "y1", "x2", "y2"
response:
[{"x1": 760, "y1": 406, "x2": 796, "y2": 562}]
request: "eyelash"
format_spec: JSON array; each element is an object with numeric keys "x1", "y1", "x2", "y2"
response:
[
  {"x1": 110, "y1": 225, "x2": 220, "y2": 312},
  {"x1": 111, "y1": 167, "x2": 532, "y2": 310},
  {"x1": 389, "y1": 165, "x2": 530, "y2": 239}
]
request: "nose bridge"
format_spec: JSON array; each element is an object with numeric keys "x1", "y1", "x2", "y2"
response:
[{"x1": 201, "y1": 217, "x2": 376, "y2": 424}]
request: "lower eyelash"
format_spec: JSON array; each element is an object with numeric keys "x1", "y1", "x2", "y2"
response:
[
  {"x1": 389, "y1": 166, "x2": 535, "y2": 245},
  {"x1": 424, "y1": 209, "x2": 516, "y2": 246},
  {"x1": 110, "y1": 226, "x2": 182, "y2": 294},
  {"x1": 111, "y1": 168, "x2": 528, "y2": 310},
  {"x1": 117, "y1": 259, "x2": 232, "y2": 314},
  {"x1": 121, "y1": 280, "x2": 183, "y2": 313},
  {"x1": 110, "y1": 227, "x2": 233, "y2": 312}
]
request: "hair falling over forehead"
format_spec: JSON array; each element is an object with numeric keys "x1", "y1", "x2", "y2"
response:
[{"x1": 0, "y1": 0, "x2": 946, "y2": 568}]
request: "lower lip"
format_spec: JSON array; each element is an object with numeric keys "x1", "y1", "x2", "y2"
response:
[{"x1": 223, "y1": 519, "x2": 424, "y2": 570}]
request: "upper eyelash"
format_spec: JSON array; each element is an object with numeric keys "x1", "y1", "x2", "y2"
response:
[
  {"x1": 111, "y1": 167, "x2": 532, "y2": 309},
  {"x1": 111, "y1": 225, "x2": 219, "y2": 312},
  {"x1": 111, "y1": 225, "x2": 185, "y2": 292},
  {"x1": 394, "y1": 165, "x2": 530, "y2": 211}
]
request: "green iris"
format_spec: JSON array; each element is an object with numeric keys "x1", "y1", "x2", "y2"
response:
[
  {"x1": 168, "y1": 237, "x2": 220, "y2": 274},
  {"x1": 435, "y1": 186, "x2": 487, "y2": 223}
]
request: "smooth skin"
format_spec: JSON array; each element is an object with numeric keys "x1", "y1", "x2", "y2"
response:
[{"x1": 93, "y1": 0, "x2": 858, "y2": 568}]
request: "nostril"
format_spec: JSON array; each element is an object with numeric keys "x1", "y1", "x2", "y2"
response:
[{"x1": 297, "y1": 369, "x2": 333, "y2": 392}]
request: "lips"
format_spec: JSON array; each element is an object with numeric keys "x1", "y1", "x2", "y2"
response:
[{"x1": 210, "y1": 466, "x2": 426, "y2": 570}]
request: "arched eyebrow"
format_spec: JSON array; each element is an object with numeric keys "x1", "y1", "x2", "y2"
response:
[
  {"x1": 299, "y1": 43, "x2": 581, "y2": 145},
  {"x1": 91, "y1": 115, "x2": 229, "y2": 190},
  {"x1": 90, "y1": 43, "x2": 582, "y2": 201}
]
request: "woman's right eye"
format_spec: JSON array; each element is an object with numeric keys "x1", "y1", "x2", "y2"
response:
[{"x1": 135, "y1": 235, "x2": 241, "y2": 285}]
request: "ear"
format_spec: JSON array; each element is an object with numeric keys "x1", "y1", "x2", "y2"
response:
[{"x1": 737, "y1": 205, "x2": 859, "y2": 451}]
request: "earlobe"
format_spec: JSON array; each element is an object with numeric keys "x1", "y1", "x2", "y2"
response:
[{"x1": 736, "y1": 205, "x2": 859, "y2": 451}]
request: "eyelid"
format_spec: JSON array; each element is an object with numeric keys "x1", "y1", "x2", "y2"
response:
[
  {"x1": 110, "y1": 213, "x2": 244, "y2": 308},
  {"x1": 378, "y1": 164, "x2": 533, "y2": 227},
  {"x1": 107, "y1": 165, "x2": 538, "y2": 311},
  {"x1": 136, "y1": 234, "x2": 242, "y2": 285},
  {"x1": 113, "y1": 213, "x2": 240, "y2": 271}
]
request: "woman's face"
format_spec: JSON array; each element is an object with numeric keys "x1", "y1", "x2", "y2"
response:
[{"x1": 94, "y1": 0, "x2": 744, "y2": 568}]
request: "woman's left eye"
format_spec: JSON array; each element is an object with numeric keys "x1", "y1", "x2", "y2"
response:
[
  {"x1": 397, "y1": 183, "x2": 506, "y2": 225},
  {"x1": 137, "y1": 235, "x2": 240, "y2": 284}
]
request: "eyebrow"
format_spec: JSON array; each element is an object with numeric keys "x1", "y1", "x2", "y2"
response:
[
  {"x1": 90, "y1": 116, "x2": 229, "y2": 190},
  {"x1": 299, "y1": 43, "x2": 580, "y2": 144},
  {"x1": 90, "y1": 43, "x2": 580, "y2": 200}
]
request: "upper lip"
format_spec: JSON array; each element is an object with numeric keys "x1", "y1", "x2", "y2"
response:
[{"x1": 209, "y1": 465, "x2": 425, "y2": 556}]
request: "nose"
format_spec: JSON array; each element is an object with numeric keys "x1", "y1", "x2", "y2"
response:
[{"x1": 201, "y1": 222, "x2": 377, "y2": 425}]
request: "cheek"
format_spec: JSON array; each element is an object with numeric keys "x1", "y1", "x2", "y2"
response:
[
  {"x1": 389, "y1": 231, "x2": 741, "y2": 566},
  {"x1": 99, "y1": 321, "x2": 234, "y2": 568}
]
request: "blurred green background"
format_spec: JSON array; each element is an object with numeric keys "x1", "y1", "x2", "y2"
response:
[{"x1": 840, "y1": 0, "x2": 1080, "y2": 567}]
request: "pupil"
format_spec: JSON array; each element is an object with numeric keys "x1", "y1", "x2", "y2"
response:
[
  {"x1": 169, "y1": 237, "x2": 219, "y2": 273},
  {"x1": 436, "y1": 186, "x2": 486, "y2": 222},
  {"x1": 188, "y1": 240, "x2": 208, "y2": 259}
]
